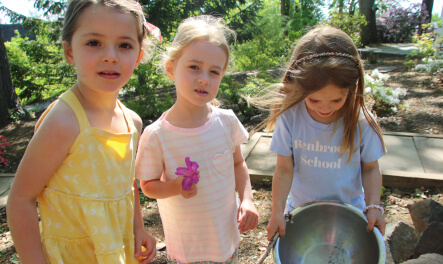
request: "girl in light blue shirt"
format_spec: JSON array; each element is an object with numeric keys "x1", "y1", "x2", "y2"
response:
[{"x1": 249, "y1": 25, "x2": 387, "y2": 240}]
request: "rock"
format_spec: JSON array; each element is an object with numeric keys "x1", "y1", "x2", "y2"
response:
[
  {"x1": 385, "y1": 222, "x2": 420, "y2": 264},
  {"x1": 399, "y1": 253, "x2": 443, "y2": 264},
  {"x1": 407, "y1": 199, "x2": 443, "y2": 233},
  {"x1": 156, "y1": 242, "x2": 166, "y2": 251},
  {"x1": 413, "y1": 222, "x2": 443, "y2": 258}
]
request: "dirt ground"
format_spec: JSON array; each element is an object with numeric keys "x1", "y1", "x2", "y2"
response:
[{"x1": 0, "y1": 56, "x2": 442, "y2": 263}]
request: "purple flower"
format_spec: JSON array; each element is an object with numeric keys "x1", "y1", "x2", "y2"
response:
[{"x1": 175, "y1": 157, "x2": 199, "y2": 190}]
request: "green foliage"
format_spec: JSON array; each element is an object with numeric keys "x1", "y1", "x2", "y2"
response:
[
  {"x1": 365, "y1": 69, "x2": 407, "y2": 117},
  {"x1": 142, "y1": 0, "x2": 263, "y2": 42},
  {"x1": 219, "y1": 72, "x2": 274, "y2": 120},
  {"x1": 279, "y1": 0, "x2": 325, "y2": 41},
  {"x1": 122, "y1": 57, "x2": 174, "y2": 121},
  {"x1": 5, "y1": 21, "x2": 75, "y2": 105},
  {"x1": 233, "y1": 0, "x2": 292, "y2": 71},
  {"x1": 407, "y1": 22, "x2": 441, "y2": 62},
  {"x1": 406, "y1": 22, "x2": 443, "y2": 83},
  {"x1": 323, "y1": 11, "x2": 367, "y2": 47}
]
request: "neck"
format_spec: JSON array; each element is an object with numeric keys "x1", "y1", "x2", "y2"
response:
[
  {"x1": 165, "y1": 103, "x2": 212, "y2": 128},
  {"x1": 71, "y1": 83, "x2": 118, "y2": 111}
]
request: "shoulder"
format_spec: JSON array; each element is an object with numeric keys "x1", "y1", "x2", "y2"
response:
[
  {"x1": 140, "y1": 118, "x2": 164, "y2": 143},
  {"x1": 33, "y1": 99, "x2": 79, "y2": 151},
  {"x1": 213, "y1": 106, "x2": 236, "y2": 118},
  {"x1": 126, "y1": 108, "x2": 143, "y2": 135},
  {"x1": 37, "y1": 99, "x2": 78, "y2": 136}
]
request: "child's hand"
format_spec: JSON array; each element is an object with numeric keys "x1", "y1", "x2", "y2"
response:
[
  {"x1": 366, "y1": 208, "x2": 386, "y2": 235},
  {"x1": 237, "y1": 200, "x2": 258, "y2": 233},
  {"x1": 134, "y1": 229, "x2": 156, "y2": 263},
  {"x1": 267, "y1": 214, "x2": 286, "y2": 240},
  {"x1": 174, "y1": 175, "x2": 198, "y2": 199}
]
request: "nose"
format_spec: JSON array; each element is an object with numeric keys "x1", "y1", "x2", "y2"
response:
[
  {"x1": 198, "y1": 72, "x2": 209, "y2": 85},
  {"x1": 103, "y1": 46, "x2": 118, "y2": 64},
  {"x1": 318, "y1": 102, "x2": 332, "y2": 112}
]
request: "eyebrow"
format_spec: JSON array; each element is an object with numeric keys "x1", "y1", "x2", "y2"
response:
[
  {"x1": 80, "y1": 32, "x2": 137, "y2": 41},
  {"x1": 187, "y1": 59, "x2": 224, "y2": 71}
]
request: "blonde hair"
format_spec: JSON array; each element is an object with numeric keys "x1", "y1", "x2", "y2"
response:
[
  {"x1": 249, "y1": 26, "x2": 384, "y2": 162},
  {"x1": 161, "y1": 15, "x2": 236, "y2": 72},
  {"x1": 62, "y1": 0, "x2": 154, "y2": 62},
  {"x1": 161, "y1": 15, "x2": 236, "y2": 107}
]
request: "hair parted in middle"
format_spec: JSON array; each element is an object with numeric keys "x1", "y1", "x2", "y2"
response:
[
  {"x1": 249, "y1": 25, "x2": 384, "y2": 161},
  {"x1": 161, "y1": 14, "x2": 236, "y2": 74},
  {"x1": 62, "y1": 0, "x2": 155, "y2": 62}
]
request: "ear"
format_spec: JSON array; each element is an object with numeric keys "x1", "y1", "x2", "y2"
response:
[
  {"x1": 165, "y1": 60, "x2": 175, "y2": 81},
  {"x1": 62, "y1": 41, "x2": 74, "y2": 65},
  {"x1": 135, "y1": 49, "x2": 144, "y2": 68}
]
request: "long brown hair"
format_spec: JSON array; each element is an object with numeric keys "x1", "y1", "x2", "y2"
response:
[{"x1": 249, "y1": 26, "x2": 384, "y2": 162}]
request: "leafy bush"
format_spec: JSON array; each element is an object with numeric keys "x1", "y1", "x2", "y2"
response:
[
  {"x1": 5, "y1": 22, "x2": 75, "y2": 105},
  {"x1": 376, "y1": 1, "x2": 427, "y2": 43},
  {"x1": 0, "y1": 135, "x2": 11, "y2": 167},
  {"x1": 365, "y1": 69, "x2": 407, "y2": 116},
  {"x1": 122, "y1": 57, "x2": 174, "y2": 122},
  {"x1": 233, "y1": 1, "x2": 291, "y2": 71},
  {"x1": 219, "y1": 72, "x2": 274, "y2": 121},
  {"x1": 323, "y1": 11, "x2": 367, "y2": 47},
  {"x1": 406, "y1": 22, "x2": 443, "y2": 82}
]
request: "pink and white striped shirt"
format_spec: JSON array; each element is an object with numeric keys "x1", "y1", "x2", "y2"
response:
[{"x1": 135, "y1": 106, "x2": 248, "y2": 263}]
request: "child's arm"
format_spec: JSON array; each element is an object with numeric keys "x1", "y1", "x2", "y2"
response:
[
  {"x1": 361, "y1": 160, "x2": 386, "y2": 235},
  {"x1": 129, "y1": 111, "x2": 156, "y2": 263},
  {"x1": 6, "y1": 101, "x2": 78, "y2": 264},
  {"x1": 133, "y1": 181, "x2": 157, "y2": 263},
  {"x1": 267, "y1": 154, "x2": 293, "y2": 240},
  {"x1": 140, "y1": 177, "x2": 197, "y2": 199},
  {"x1": 233, "y1": 145, "x2": 258, "y2": 234}
]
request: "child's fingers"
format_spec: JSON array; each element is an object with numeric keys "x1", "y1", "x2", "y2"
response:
[
  {"x1": 238, "y1": 212, "x2": 258, "y2": 233},
  {"x1": 140, "y1": 245, "x2": 156, "y2": 264}
]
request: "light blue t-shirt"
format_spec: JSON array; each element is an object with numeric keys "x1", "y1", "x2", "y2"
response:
[{"x1": 269, "y1": 101, "x2": 385, "y2": 212}]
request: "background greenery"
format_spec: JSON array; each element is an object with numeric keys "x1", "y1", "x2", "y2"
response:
[{"x1": 0, "y1": 0, "x2": 441, "y2": 123}]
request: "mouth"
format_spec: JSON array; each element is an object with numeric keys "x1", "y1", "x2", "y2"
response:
[
  {"x1": 318, "y1": 111, "x2": 332, "y2": 116},
  {"x1": 99, "y1": 71, "x2": 120, "y2": 79},
  {"x1": 194, "y1": 88, "x2": 208, "y2": 95}
]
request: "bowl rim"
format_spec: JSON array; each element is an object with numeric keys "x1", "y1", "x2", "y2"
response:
[{"x1": 273, "y1": 200, "x2": 386, "y2": 264}]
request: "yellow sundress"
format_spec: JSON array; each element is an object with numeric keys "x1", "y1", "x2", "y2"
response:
[{"x1": 36, "y1": 90, "x2": 140, "y2": 263}]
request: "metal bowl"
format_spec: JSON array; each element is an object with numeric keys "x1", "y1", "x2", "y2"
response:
[{"x1": 273, "y1": 201, "x2": 386, "y2": 264}]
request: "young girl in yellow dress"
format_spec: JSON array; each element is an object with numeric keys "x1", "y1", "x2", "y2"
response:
[{"x1": 7, "y1": 0, "x2": 160, "y2": 263}]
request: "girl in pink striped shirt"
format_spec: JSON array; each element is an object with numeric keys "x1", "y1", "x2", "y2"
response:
[{"x1": 135, "y1": 15, "x2": 258, "y2": 263}]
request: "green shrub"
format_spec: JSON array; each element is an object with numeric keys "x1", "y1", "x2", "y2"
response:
[{"x1": 322, "y1": 11, "x2": 367, "y2": 47}]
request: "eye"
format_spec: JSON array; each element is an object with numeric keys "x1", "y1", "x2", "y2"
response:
[
  {"x1": 189, "y1": 65, "x2": 199, "y2": 70},
  {"x1": 333, "y1": 99, "x2": 342, "y2": 103},
  {"x1": 210, "y1": 70, "x2": 221, "y2": 76},
  {"x1": 120, "y1": 42, "x2": 133, "y2": 49},
  {"x1": 308, "y1": 98, "x2": 319, "y2": 103},
  {"x1": 86, "y1": 40, "x2": 100, "y2": 47}
]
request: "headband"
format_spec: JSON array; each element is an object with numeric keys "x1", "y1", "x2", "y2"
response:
[{"x1": 290, "y1": 52, "x2": 359, "y2": 69}]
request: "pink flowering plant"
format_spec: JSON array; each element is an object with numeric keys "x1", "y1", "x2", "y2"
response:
[
  {"x1": 175, "y1": 157, "x2": 199, "y2": 191},
  {"x1": 0, "y1": 135, "x2": 11, "y2": 167}
]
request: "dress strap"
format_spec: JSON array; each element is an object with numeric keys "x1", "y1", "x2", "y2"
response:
[
  {"x1": 59, "y1": 90, "x2": 91, "y2": 131},
  {"x1": 117, "y1": 100, "x2": 136, "y2": 133}
]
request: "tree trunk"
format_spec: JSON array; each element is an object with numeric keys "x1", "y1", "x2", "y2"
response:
[
  {"x1": 0, "y1": 27, "x2": 27, "y2": 127},
  {"x1": 359, "y1": 0, "x2": 377, "y2": 46},
  {"x1": 418, "y1": 0, "x2": 434, "y2": 35}
]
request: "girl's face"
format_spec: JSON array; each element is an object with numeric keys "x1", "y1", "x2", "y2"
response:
[
  {"x1": 63, "y1": 4, "x2": 143, "y2": 95},
  {"x1": 304, "y1": 83, "x2": 349, "y2": 124},
  {"x1": 166, "y1": 40, "x2": 226, "y2": 109}
]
